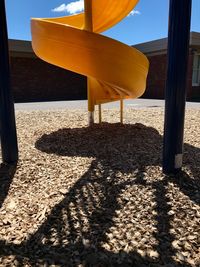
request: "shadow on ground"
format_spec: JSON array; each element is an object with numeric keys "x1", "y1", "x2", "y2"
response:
[
  {"x1": 0, "y1": 163, "x2": 17, "y2": 209},
  {"x1": 0, "y1": 123, "x2": 199, "y2": 266}
]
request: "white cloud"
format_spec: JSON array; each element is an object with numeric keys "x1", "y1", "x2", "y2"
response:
[
  {"x1": 128, "y1": 10, "x2": 141, "y2": 17},
  {"x1": 52, "y1": 2, "x2": 140, "y2": 18},
  {"x1": 52, "y1": 0, "x2": 84, "y2": 14}
]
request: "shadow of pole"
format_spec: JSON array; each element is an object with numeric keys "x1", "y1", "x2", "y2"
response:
[
  {"x1": 0, "y1": 123, "x2": 199, "y2": 266},
  {"x1": 0, "y1": 162, "x2": 17, "y2": 209}
]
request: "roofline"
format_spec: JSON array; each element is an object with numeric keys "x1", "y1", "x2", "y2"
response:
[
  {"x1": 133, "y1": 31, "x2": 200, "y2": 55},
  {"x1": 9, "y1": 39, "x2": 33, "y2": 53}
]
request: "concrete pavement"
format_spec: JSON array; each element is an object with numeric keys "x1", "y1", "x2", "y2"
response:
[{"x1": 14, "y1": 99, "x2": 200, "y2": 111}]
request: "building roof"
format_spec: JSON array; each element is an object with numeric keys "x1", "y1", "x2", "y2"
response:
[
  {"x1": 9, "y1": 39, "x2": 32, "y2": 53},
  {"x1": 133, "y1": 31, "x2": 200, "y2": 56}
]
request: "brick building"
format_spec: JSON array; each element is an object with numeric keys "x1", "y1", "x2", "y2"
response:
[
  {"x1": 8, "y1": 31, "x2": 200, "y2": 102},
  {"x1": 9, "y1": 39, "x2": 87, "y2": 102},
  {"x1": 134, "y1": 31, "x2": 200, "y2": 100}
]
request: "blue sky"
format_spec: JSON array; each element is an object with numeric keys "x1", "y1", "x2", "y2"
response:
[{"x1": 5, "y1": 0, "x2": 200, "y2": 45}]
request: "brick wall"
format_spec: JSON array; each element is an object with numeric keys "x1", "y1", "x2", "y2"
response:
[
  {"x1": 141, "y1": 52, "x2": 194, "y2": 100},
  {"x1": 191, "y1": 86, "x2": 200, "y2": 100},
  {"x1": 10, "y1": 50, "x2": 198, "y2": 102},
  {"x1": 142, "y1": 53, "x2": 167, "y2": 99},
  {"x1": 10, "y1": 56, "x2": 87, "y2": 103}
]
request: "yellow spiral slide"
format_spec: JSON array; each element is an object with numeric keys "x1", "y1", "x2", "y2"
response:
[{"x1": 31, "y1": 0, "x2": 149, "y2": 123}]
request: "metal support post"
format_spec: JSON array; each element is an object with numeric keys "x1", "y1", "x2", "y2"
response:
[
  {"x1": 84, "y1": 0, "x2": 95, "y2": 125},
  {"x1": 120, "y1": 99, "x2": 123, "y2": 123},
  {"x1": 163, "y1": 0, "x2": 192, "y2": 174},
  {"x1": 98, "y1": 104, "x2": 102, "y2": 123},
  {"x1": 0, "y1": 0, "x2": 18, "y2": 163}
]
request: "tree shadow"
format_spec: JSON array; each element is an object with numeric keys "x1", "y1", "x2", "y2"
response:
[
  {"x1": 0, "y1": 123, "x2": 199, "y2": 266},
  {"x1": 0, "y1": 162, "x2": 17, "y2": 209}
]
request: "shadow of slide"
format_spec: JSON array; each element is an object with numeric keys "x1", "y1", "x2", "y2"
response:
[{"x1": 0, "y1": 123, "x2": 199, "y2": 266}]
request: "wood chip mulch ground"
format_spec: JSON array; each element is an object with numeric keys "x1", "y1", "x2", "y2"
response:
[{"x1": 0, "y1": 107, "x2": 199, "y2": 267}]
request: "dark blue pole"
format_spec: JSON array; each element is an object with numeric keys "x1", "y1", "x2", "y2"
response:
[
  {"x1": 0, "y1": 0, "x2": 18, "y2": 163},
  {"x1": 163, "y1": 0, "x2": 192, "y2": 174}
]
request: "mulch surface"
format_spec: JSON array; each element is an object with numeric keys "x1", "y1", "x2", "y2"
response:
[{"x1": 0, "y1": 108, "x2": 199, "y2": 267}]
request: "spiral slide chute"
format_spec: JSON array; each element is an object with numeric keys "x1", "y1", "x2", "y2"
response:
[{"x1": 31, "y1": 0, "x2": 149, "y2": 122}]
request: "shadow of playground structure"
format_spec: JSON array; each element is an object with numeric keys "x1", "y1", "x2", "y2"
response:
[
  {"x1": 0, "y1": 123, "x2": 199, "y2": 266},
  {"x1": 0, "y1": 163, "x2": 16, "y2": 209}
]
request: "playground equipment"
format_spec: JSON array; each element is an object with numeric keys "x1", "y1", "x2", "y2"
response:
[
  {"x1": 0, "y1": 0, "x2": 192, "y2": 174},
  {"x1": 0, "y1": 0, "x2": 18, "y2": 163},
  {"x1": 31, "y1": 0, "x2": 149, "y2": 125}
]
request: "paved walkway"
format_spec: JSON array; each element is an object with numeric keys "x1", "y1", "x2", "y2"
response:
[{"x1": 15, "y1": 99, "x2": 200, "y2": 111}]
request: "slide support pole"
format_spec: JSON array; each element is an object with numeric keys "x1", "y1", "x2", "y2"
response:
[
  {"x1": 84, "y1": 0, "x2": 94, "y2": 126},
  {"x1": 98, "y1": 104, "x2": 102, "y2": 123},
  {"x1": 163, "y1": 0, "x2": 192, "y2": 174},
  {"x1": 87, "y1": 78, "x2": 95, "y2": 125},
  {"x1": 0, "y1": 0, "x2": 18, "y2": 163},
  {"x1": 120, "y1": 99, "x2": 123, "y2": 124}
]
